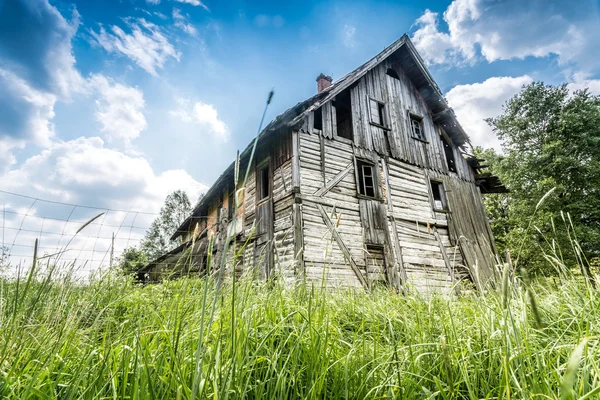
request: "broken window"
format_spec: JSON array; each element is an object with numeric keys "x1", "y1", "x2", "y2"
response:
[
  {"x1": 410, "y1": 113, "x2": 425, "y2": 141},
  {"x1": 369, "y1": 98, "x2": 387, "y2": 128},
  {"x1": 313, "y1": 107, "x2": 323, "y2": 131},
  {"x1": 357, "y1": 159, "x2": 377, "y2": 198},
  {"x1": 441, "y1": 134, "x2": 456, "y2": 173},
  {"x1": 386, "y1": 68, "x2": 400, "y2": 80},
  {"x1": 335, "y1": 88, "x2": 353, "y2": 141},
  {"x1": 430, "y1": 180, "x2": 448, "y2": 211},
  {"x1": 258, "y1": 164, "x2": 270, "y2": 200}
]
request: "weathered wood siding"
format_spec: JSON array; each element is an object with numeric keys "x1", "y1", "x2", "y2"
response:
[
  {"x1": 272, "y1": 159, "x2": 296, "y2": 283},
  {"x1": 306, "y1": 60, "x2": 473, "y2": 182}
]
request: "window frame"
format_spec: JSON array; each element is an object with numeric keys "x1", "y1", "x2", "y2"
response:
[
  {"x1": 355, "y1": 158, "x2": 380, "y2": 200},
  {"x1": 408, "y1": 112, "x2": 427, "y2": 142},
  {"x1": 429, "y1": 179, "x2": 449, "y2": 212},
  {"x1": 368, "y1": 97, "x2": 390, "y2": 130},
  {"x1": 257, "y1": 160, "x2": 271, "y2": 203}
]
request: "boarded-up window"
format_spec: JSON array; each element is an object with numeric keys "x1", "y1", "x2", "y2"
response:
[
  {"x1": 430, "y1": 180, "x2": 448, "y2": 211},
  {"x1": 357, "y1": 160, "x2": 377, "y2": 198},
  {"x1": 441, "y1": 135, "x2": 456, "y2": 173},
  {"x1": 365, "y1": 245, "x2": 386, "y2": 285},
  {"x1": 410, "y1": 114, "x2": 424, "y2": 140},
  {"x1": 369, "y1": 98, "x2": 387, "y2": 128}
]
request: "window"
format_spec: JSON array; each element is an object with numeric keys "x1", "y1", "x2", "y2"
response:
[
  {"x1": 335, "y1": 89, "x2": 353, "y2": 141},
  {"x1": 369, "y1": 98, "x2": 387, "y2": 128},
  {"x1": 227, "y1": 190, "x2": 235, "y2": 220},
  {"x1": 441, "y1": 135, "x2": 456, "y2": 173},
  {"x1": 313, "y1": 107, "x2": 323, "y2": 131},
  {"x1": 386, "y1": 68, "x2": 400, "y2": 80},
  {"x1": 410, "y1": 114, "x2": 425, "y2": 140},
  {"x1": 357, "y1": 160, "x2": 377, "y2": 198},
  {"x1": 258, "y1": 164, "x2": 270, "y2": 200},
  {"x1": 430, "y1": 180, "x2": 448, "y2": 211}
]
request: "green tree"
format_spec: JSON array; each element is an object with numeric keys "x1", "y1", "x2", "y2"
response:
[
  {"x1": 118, "y1": 247, "x2": 148, "y2": 275},
  {"x1": 482, "y1": 82, "x2": 600, "y2": 273},
  {"x1": 141, "y1": 190, "x2": 192, "y2": 261}
]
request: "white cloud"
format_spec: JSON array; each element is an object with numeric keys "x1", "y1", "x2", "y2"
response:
[
  {"x1": 175, "y1": 0, "x2": 210, "y2": 12},
  {"x1": 170, "y1": 98, "x2": 229, "y2": 140},
  {"x1": 0, "y1": 69, "x2": 57, "y2": 148},
  {"x1": 88, "y1": 75, "x2": 147, "y2": 145},
  {"x1": 90, "y1": 18, "x2": 181, "y2": 76},
  {"x1": 446, "y1": 75, "x2": 533, "y2": 150},
  {"x1": 173, "y1": 8, "x2": 197, "y2": 36},
  {"x1": 253, "y1": 14, "x2": 285, "y2": 28},
  {"x1": 342, "y1": 24, "x2": 356, "y2": 48},
  {"x1": 146, "y1": 0, "x2": 161, "y2": 4},
  {"x1": 411, "y1": 0, "x2": 600, "y2": 74},
  {"x1": 0, "y1": 136, "x2": 207, "y2": 214},
  {"x1": 567, "y1": 72, "x2": 600, "y2": 95}
]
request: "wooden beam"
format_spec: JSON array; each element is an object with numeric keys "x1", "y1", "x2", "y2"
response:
[
  {"x1": 433, "y1": 226, "x2": 459, "y2": 295},
  {"x1": 316, "y1": 204, "x2": 368, "y2": 289},
  {"x1": 313, "y1": 162, "x2": 353, "y2": 197},
  {"x1": 292, "y1": 203, "x2": 305, "y2": 281},
  {"x1": 291, "y1": 131, "x2": 301, "y2": 191}
]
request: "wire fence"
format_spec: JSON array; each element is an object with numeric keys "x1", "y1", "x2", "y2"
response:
[{"x1": 0, "y1": 190, "x2": 158, "y2": 276}]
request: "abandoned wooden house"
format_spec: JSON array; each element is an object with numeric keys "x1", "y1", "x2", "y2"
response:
[{"x1": 141, "y1": 34, "x2": 505, "y2": 294}]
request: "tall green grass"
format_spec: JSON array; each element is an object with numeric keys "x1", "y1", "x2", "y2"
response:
[{"x1": 0, "y1": 262, "x2": 599, "y2": 399}]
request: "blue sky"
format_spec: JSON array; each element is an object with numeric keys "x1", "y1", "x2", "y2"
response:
[{"x1": 1, "y1": 0, "x2": 600, "y2": 214}]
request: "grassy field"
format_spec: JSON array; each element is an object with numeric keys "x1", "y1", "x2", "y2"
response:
[{"x1": 0, "y1": 261, "x2": 599, "y2": 399}]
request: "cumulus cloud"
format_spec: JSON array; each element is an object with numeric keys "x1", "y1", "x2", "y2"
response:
[
  {"x1": 411, "y1": 0, "x2": 600, "y2": 73},
  {"x1": 170, "y1": 98, "x2": 229, "y2": 140},
  {"x1": 175, "y1": 0, "x2": 210, "y2": 12},
  {"x1": 0, "y1": 136, "x2": 207, "y2": 214},
  {"x1": 88, "y1": 75, "x2": 147, "y2": 145},
  {"x1": 173, "y1": 8, "x2": 197, "y2": 36},
  {"x1": 446, "y1": 75, "x2": 533, "y2": 150},
  {"x1": 90, "y1": 18, "x2": 181, "y2": 76},
  {"x1": 0, "y1": 0, "x2": 85, "y2": 98},
  {"x1": 0, "y1": 69, "x2": 57, "y2": 148}
]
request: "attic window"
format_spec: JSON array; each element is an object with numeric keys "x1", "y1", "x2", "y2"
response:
[
  {"x1": 386, "y1": 68, "x2": 400, "y2": 80},
  {"x1": 430, "y1": 180, "x2": 448, "y2": 211},
  {"x1": 369, "y1": 98, "x2": 388, "y2": 128},
  {"x1": 410, "y1": 114, "x2": 425, "y2": 141},
  {"x1": 335, "y1": 88, "x2": 353, "y2": 141},
  {"x1": 313, "y1": 107, "x2": 323, "y2": 131},
  {"x1": 441, "y1": 135, "x2": 457, "y2": 173},
  {"x1": 357, "y1": 159, "x2": 377, "y2": 198}
]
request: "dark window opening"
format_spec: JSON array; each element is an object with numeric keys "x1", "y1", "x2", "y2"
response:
[
  {"x1": 441, "y1": 135, "x2": 456, "y2": 173},
  {"x1": 369, "y1": 98, "x2": 387, "y2": 128},
  {"x1": 357, "y1": 160, "x2": 376, "y2": 198},
  {"x1": 227, "y1": 190, "x2": 235, "y2": 220},
  {"x1": 386, "y1": 68, "x2": 400, "y2": 80},
  {"x1": 313, "y1": 107, "x2": 323, "y2": 131},
  {"x1": 335, "y1": 89, "x2": 353, "y2": 141},
  {"x1": 410, "y1": 114, "x2": 424, "y2": 140},
  {"x1": 259, "y1": 165, "x2": 270, "y2": 200},
  {"x1": 430, "y1": 180, "x2": 448, "y2": 211}
]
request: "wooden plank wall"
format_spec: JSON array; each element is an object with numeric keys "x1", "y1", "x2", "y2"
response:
[
  {"x1": 308, "y1": 60, "x2": 474, "y2": 182},
  {"x1": 272, "y1": 159, "x2": 296, "y2": 284},
  {"x1": 431, "y1": 170, "x2": 499, "y2": 288},
  {"x1": 299, "y1": 132, "x2": 365, "y2": 288}
]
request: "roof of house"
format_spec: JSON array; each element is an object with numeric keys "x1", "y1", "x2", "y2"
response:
[{"x1": 171, "y1": 34, "x2": 474, "y2": 241}]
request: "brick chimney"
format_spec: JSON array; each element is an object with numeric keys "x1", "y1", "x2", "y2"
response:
[{"x1": 316, "y1": 73, "x2": 333, "y2": 93}]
